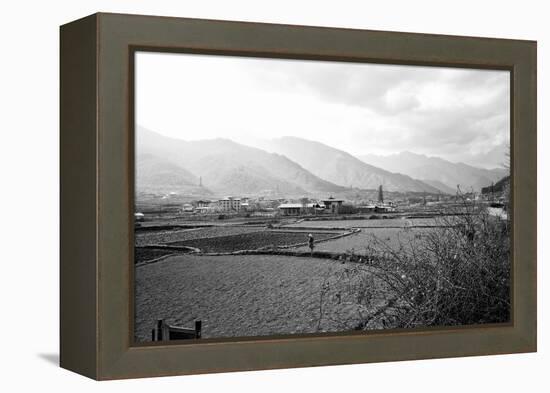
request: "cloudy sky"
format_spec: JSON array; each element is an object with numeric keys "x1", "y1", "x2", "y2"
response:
[{"x1": 136, "y1": 52, "x2": 510, "y2": 168}]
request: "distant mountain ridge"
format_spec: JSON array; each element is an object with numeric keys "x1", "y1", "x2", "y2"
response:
[
  {"x1": 136, "y1": 153, "x2": 214, "y2": 195},
  {"x1": 136, "y1": 127, "x2": 348, "y2": 198},
  {"x1": 255, "y1": 137, "x2": 442, "y2": 193},
  {"x1": 136, "y1": 128, "x2": 483, "y2": 197},
  {"x1": 359, "y1": 151, "x2": 508, "y2": 192}
]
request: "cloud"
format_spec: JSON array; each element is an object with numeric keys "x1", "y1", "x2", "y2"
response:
[{"x1": 136, "y1": 52, "x2": 509, "y2": 167}]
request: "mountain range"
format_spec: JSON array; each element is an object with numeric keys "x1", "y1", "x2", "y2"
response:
[
  {"x1": 254, "y1": 137, "x2": 441, "y2": 193},
  {"x1": 136, "y1": 127, "x2": 504, "y2": 198},
  {"x1": 137, "y1": 127, "x2": 348, "y2": 197},
  {"x1": 359, "y1": 151, "x2": 508, "y2": 193},
  {"x1": 136, "y1": 153, "x2": 213, "y2": 195}
]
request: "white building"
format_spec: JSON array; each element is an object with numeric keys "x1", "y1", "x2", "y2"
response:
[
  {"x1": 278, "y1": 203, "x2": 303, "y2": 216},
  {"x1": 181, "y1": 203, "x2": 194, "y2": 212},
  {"x1": 218, "y1": 197, "x2": 242, "y2": 212}
]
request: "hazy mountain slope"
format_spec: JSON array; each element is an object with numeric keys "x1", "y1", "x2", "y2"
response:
[
  {"x1": 360, "y1": 151, "x2": 508, "y2": 192},
  {"x1": 137, "y1": 153, "x2": 198, "y2": 186},
  {"x1": 187, "y1": 154, "x2": 309, "y2": 196},
  {"x1": 256, "y1": 137, "x2": 442, "y2": 193},
  {"x1": 136, "y1": 127, "x2": 346, "y2": 197},
  {"x1": 419, "y1": 179, "x2": 456, "y2": 194},
  {"x1": 136, "y1": 153, "x2": 213, "y2": 195}
]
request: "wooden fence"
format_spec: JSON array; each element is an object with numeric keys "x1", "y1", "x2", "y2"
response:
[{"x1": 152, "y1": 319, "x2": 202, "y2": 341}]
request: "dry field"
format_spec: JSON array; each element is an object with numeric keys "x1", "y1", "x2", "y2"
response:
[
  {"x1": 134, "y1": 254, "x2": 363, "y2": 341},
  {"x1": 291, "y1": 227, "x2": 432, "y2": 255},
  {"x1": 134, "y1": 216, "x2": 443, "y2": 342}
]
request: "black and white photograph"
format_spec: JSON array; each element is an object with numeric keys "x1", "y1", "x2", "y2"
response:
[
  {"x1": 133, "y1": 52, "x2": 511, "y2": 343},
  {"x1": 2, "y1": 0, "x2": 545, "y2": 388}
]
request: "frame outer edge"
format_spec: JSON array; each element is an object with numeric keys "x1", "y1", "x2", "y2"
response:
[
  {"x1": 91, "y1": 13, "x2": 537, "y2": 379},
  {"x1": 516, "y1": 41, "x2": 537, "y2": 351},
  {"x1": 60, "y1": 13, "x2": 99, "y2": 379}
]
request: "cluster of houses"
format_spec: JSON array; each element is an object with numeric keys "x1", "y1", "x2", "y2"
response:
[
  {"x1": 183, "y1": 197, "x2": 250, "y2": 214},
  {"x1": 177, "y1": 196, "x2": 397, "y2": 216},
  {"x1": 277, "y1": 198, "x2": 397, "y2": 216},
  {"x1": 277, "y1": 197, "x2": 345, "y2": 216}
]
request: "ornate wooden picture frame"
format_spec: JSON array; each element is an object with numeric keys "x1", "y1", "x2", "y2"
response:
[{"x1": 60, "y1": 13, "x2": 536, "y2": 380}]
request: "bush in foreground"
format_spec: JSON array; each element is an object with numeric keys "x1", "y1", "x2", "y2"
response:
[{"x1": 317, "y1": 198, "x2": 510, "y2": 331}]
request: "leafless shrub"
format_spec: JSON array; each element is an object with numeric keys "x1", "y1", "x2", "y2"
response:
[{"x1": 317, "y1": 195, "x2": 510, "y2": 331}]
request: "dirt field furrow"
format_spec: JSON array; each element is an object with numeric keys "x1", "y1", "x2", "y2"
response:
[{"x1": 134, "y1": 254, "x2": 362, "y2": 341}]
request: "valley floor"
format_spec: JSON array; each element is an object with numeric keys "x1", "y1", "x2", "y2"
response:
[
  {"x1": 134, "y1": 254, "x2": 362, "y2": 341},
  {"x1": 133, "y1": 210, "x2": 506, "y2": 342}
]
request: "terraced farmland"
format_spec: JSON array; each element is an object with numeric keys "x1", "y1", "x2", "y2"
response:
[
  {"x1": 166, "y1": 231, "x2": 337, "y2": 253},
  {"x1": 135, "y1": 226, "x2": 263, "y2": 247}
]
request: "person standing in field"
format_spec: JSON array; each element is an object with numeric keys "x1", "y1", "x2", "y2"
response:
[{"x1": 308, "y1": 233, "x2": 315, "y2": 256}]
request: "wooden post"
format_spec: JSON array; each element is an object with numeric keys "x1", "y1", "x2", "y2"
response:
[
  {"x1": 195, "y1": 320, "x2": 202, "y2": 339},
  {"x1": 156, "y1": 319, "x2": 164, "y2": 341}
]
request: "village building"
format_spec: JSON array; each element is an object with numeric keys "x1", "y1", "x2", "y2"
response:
[
  {"x1": 278, "y1": 202, "x2": 324, "y2": 216},
  {"x1": 375, "y1": 204, "x2": 396, "y2": 213},
  {"x1": 321, "y1": 197, "x2": 345, "y2": 214},
  {"x1": 278, "y1": 203, "x2": 303, "y2": 216},
  {"x1": 305, "y1": 202, "x2": 324, "y2": 214},
  {"x1": 196, "y1": 200, "x2": 212, "y2": 208},
  {"x1": 218, "y1": 197, "x2": 242, "y2": 212},
  {"x1": 181, "y1": 203, "x2": 194, "y2": 212},
  {"x1": 357, "y1": 204, "x2": 377, "y2": 213}
]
